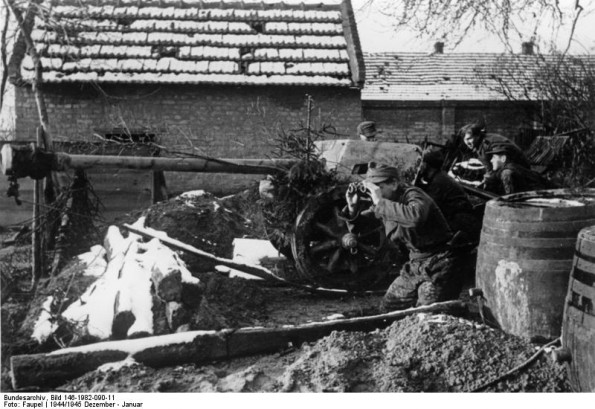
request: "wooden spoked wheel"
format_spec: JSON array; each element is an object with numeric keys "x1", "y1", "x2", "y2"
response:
[{"x1": 291, "y1": 185, "x2": 395, "y2": 291}]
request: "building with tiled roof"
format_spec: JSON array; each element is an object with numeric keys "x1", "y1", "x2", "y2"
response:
[
  {"x1": 10, "y1": 0, "x2": 364, "y2": 87},
  {"x1": 362, "y1": 43, "x2": 594, "y2": 146},
  {"x1": 8, "y1": 0, "x2": 365, "y2": 202}
]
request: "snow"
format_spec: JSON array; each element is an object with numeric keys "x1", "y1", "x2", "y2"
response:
[
  {"x1": 225, "y1": 238, "x2": 286, "y2": 280},
  {"x1": 49, "y1": 329, "x2": 220, "y2": 357},
  {"x1": 31, "y1": 297, "x2": 57, "y2": 344},
  {"x1": 525, "y1": 198, "x2": 587, "y2": 207},
  {"x1": 179, "y1": 190, "x2": 207, "y2": 199},
  {"x1": 77, "y1": 245, "x2": 108, "y2": 277},
  {"x1": 96, "y1": 357, "x2": 139, "y2": 373}
]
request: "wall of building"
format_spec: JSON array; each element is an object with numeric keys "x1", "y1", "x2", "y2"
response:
[
  {"x1": 15, "y1": 84, "x2": 362, "y2": 202},
  {"x1": 363, "y1": 101, "x2": 538, "y2": 148}
]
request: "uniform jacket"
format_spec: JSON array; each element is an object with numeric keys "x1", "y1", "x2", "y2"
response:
[
  {"x1": 421, "y1": 171, "x2": 474, "y2": 219},
  {"x1": 497, "y1": 162, "x2": 551, "y2": 195},
  {"x1": 372, "y1": 186, "x2": 452, "y2": 260}
]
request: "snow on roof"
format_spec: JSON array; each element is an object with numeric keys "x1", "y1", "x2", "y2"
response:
[
  {"x1": 14, "y1": 0, "x2": 359, "y2": 87},
  {"x1": 362, "y1": 52, "x2": 595, "y2": 102}
]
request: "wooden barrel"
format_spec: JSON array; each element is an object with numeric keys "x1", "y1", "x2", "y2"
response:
[
  {"x1": 476, "y1": 189, "x2": 595, "y2": 341},
  {"x1": 562, "y1": 225, "x2": 595, "y2": 391}
]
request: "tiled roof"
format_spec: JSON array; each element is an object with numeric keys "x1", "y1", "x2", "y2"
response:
[
  {"x1": 10, "y1": 0, "x2": 364, "y2": 87},
  {"x1": 363, "y1": 52, "x2": 595, "y2": 101}
]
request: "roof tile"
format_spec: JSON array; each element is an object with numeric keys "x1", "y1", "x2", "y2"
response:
[
  {"x1": 362, "y1": 52, "x2": 595, "y2": 101},
  {"x1": 15, "y1": 0, "x2": 358, "y2": 87}
]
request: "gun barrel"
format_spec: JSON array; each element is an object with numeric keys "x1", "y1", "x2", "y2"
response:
[{"x1": 1, "y1": 144, "x2": 297, "y2": 179}]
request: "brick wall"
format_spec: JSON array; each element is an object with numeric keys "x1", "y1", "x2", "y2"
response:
[
  {"x1": 15, "y1": 84, "x2": 361, "y2": 198},
  {"x1": 364, "y1": 105, "x2": 443, "y2": 144},
  {"x1": 363, "y1": 101, "x2": 538, "y2": 147}
]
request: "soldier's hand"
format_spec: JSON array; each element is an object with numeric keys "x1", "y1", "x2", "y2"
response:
[
  {"x1": 346, "y1": 183, "x2": 360, "y2": 214},
  {"x1": 362, "y1": 181, "x2": 381, "y2": 205}
]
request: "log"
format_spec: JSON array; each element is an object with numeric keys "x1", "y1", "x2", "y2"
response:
[
  {"x1": 165, "y1": 301, "x2": 189, "y2": 332},
  {"x1": 123, "y1": 223, "x2": 365, "y2": 296},
  {"x1": 58, "y1": 237, "x2": 134, "y2": 341},
  {"x1": 145, "y1": 239, "x2": 183, "y2": 302},
  {"x1": 103, "y1": 226, "x2": 129, "y2": 262},
  {"x1": 122, "y1": 249, "x2": 154, "y2": 339},
  {"x1": 10, "y1": 300, "x2": 464, "y2": 389}
]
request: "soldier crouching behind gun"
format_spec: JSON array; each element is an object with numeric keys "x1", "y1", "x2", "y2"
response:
[{"x1": 343, "y1": 162, "x2": 465, "y2": 311}]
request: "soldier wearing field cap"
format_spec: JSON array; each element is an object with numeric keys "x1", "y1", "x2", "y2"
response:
[
  {"x1": 345, "y1": 162, "x2": 464, "y2": 311},
  {"x1": 357, "y1": 121, "x2": 377, "y2": 141},
  {"x1": 486, "y1": 143, "x2": 551, "y2": 195},
  {"x1": 460, "y1": 120, "x2": 530, "y2": 192}
]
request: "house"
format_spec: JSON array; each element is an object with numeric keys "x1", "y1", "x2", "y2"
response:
[
  {"x1": 8, "y1": 0, "x2": 365, "y2": 206},
  {"x1": 362, "y1": 42, "x2": 595, "y2": 149}
]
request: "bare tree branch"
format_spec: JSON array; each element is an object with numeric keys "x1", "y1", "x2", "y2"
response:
[
  {"x1": 0, "y1": 4, "x2": 10, "y2": 112},
  {"x1": 562, "y1": 0, "x2": 584, "y2": 55}
]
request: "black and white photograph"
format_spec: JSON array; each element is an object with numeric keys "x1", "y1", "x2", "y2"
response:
[{"x1": 0, "y1": 0, "x2": 593, "y2": 402}]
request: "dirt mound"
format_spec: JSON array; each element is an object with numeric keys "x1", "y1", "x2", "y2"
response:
[
  {"x1": 61, "y1": 313, "x2": 570, "y2": 393},
  {"x1": 133, "y1": 188, "x2": 268, "y2": 275},
  {"x1": 284, "y1": 314, "x2": 569, "y2": 392}
]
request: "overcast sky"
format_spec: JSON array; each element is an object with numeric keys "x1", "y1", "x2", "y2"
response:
[{"x1": 352, "y1": 0, "x2": 595, "y2": 54}]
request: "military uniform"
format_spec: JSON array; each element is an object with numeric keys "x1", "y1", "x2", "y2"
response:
[
  {"x1": 374, "y1": 186, "x2": 463, "y2": 310},
  {"x1": 474, "y1": 134, "x2": 529, "y2": 169},
  {"x1": 496, "y1": 161, "x2": 551, "y2": 195},
  {"x1": 421, "y1": 171, "x2": 481, "y2": 242},
  {"x1": 348, "y1": 164, "x2": 464, "y2": 311}
]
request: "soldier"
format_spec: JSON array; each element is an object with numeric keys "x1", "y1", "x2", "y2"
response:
[
  {"x1": 460, "y1": 120, "x2": 530, "y2": 192},
  {"x1": 357, "y1": 121, "x2": 377, "y2": 141},
  {"x1": 345, "y1": 162, "x2": 463, "y2": 311},
  {"x1": 418, "y1": 150, "x2": 481, "y2": 244},
  {"x1": 486, "y1": 143, "x2": 552, "y2": 195}
]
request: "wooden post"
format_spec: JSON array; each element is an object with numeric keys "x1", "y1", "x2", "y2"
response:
[
  {"x1": 31, "y1": 174, "x2": 42, "y2": 288},
  {"x1": 31, "y1": 128, "x2": 45, "y2": 288}
]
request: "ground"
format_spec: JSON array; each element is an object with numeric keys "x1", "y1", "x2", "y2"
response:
[{"x1": 0, "y1": 184, "x2": 572, "y2": 393}]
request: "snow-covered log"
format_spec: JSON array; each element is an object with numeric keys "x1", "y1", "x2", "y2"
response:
[{"x1": 11, "y1": 300, "x2": 465, "y2": 390}]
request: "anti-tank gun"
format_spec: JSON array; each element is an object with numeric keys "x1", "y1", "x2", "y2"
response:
[{"x1": 0, "y1": 140, "x2": 421, "y2": 291}]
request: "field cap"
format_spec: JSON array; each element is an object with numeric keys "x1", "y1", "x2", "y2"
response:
[
  {"x1": 486, "y1": 143, "x2": 513, "y2": 156},
  {"x1": 357, "y1": 121, "x2": 377, "y2": 138},
  {"x1": 365, "y1": 162, "x2": 400, "y2": 184}
]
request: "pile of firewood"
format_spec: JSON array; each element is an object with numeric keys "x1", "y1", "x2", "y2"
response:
[{"x1": 32, "y1": 218, "x2": 204, "y2": 346}]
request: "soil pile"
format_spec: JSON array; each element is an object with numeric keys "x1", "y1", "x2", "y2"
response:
[
  {"x1": 138, "y1": 188, "x2": 267, "y2": 273},
  {"x1": 60, "y1": 313, "x2": 570, "y2": 392}
]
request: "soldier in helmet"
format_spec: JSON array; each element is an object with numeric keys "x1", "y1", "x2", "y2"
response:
[
  {"x1": 357, "y1": 121, "x2": 377, "y2": 141},
  {"x1": 345, "y1": 162, "x2": 464, "y2": 311}
]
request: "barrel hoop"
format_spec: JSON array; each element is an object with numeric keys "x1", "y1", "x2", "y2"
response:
[
  {"x1": 576, "y1": 249, "x2": 595, "y2": 264},
  {"x1": 570, "y1": 290, "x2": 594, "y2": 315},
  {"x1": 482, "y1": 225, "x2": 584, "y2": 239},
  {"x1": 483, "y1": 218, "x2": 595, "y2": 233},
  {"x1": 479, "y1": 242, "x2": 574, "y2": 260},
  {"x1": 566, "y1": 304, "x2": 595, "y2": 328},
  {"x1": 572, "y1": 278, "x2": 595, "y2": 299},
  {"x1": 573, "y1": 264, "x2": 595, "y2": 286},
  {"x1": 486, "y1": 207, "x2": 595, "y2": 222},
  {"x1": 480, "y1": 234, "x2": 577, "y2": 248}
]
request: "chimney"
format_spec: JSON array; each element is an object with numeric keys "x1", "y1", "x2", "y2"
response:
[
  {"x1": 434, "y1": 41, "x2": 444, "y2": 54},
  {"x1": 521, "y1": 41, "x2": 534, "y2": 55}
]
